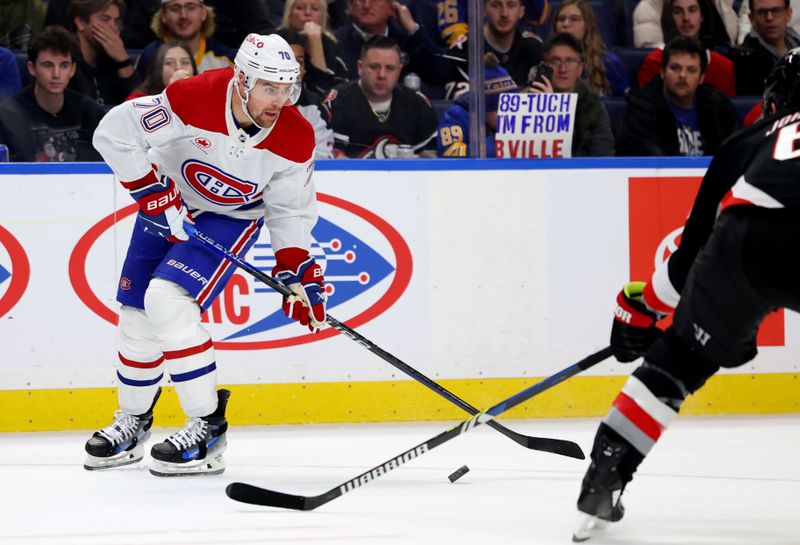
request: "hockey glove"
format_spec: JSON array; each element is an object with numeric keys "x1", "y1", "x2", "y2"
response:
[
  {"x1": 130, "y1": 175, "x2": 192, "y2": 242},
  {"x1": 273, "y1": 248, "x2": 327, "y2": 333},
  {"x1": 611, "y1": 281, "x2": 664, "y2": 363}
]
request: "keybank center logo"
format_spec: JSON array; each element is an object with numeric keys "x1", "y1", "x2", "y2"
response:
[{"x1": 70, "y1": 193, "x2": 413, "y2": 349}]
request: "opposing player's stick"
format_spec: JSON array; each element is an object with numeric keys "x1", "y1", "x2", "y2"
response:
[
  {"x1": 186, "y1": 223, "x2": 583, "y2": 459},
  {"x1": 226, "y1": 346, "x2": 614, "y2": 510}
]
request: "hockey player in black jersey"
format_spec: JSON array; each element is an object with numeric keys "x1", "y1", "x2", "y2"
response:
[{"x1": 573, "y1": 48, "x2": 800, "y2": 541}]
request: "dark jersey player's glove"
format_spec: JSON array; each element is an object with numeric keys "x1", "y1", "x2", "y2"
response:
[
  {"x1": 611, "y1": 281, "x2": 664, "y2": 363},
  {"x1": 273, "y1": 248, "x2": 327, "y2": 333}
]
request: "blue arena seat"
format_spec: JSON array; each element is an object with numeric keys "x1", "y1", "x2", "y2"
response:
[
  {"x1": 613, "y1": 46, "x2": 654, "y2": 88},
  {"x1": 599, "y1": 95, "x2": 627, "y2": 145},
  {"x1": 15, "y1": 51, "x2": 30, "y2": 88},
  {"x1": 431, "y1": 99, "x2": 455, "y2": 122},
  {"x1": 588, "y1": 0, "x2": 620, "y2": 47},
  {"x1": 729, "y1": 95, "x2": 760, "y2": 126}
]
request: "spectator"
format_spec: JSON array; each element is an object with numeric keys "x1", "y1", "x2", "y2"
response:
[
  {"x1": 437, "y1": 53, "x2": 518, "y2": 157},
  {"x1": 633, "y1": 0, "x2": 738, "y2": 47},
  {"x1": 0, "y1": 26, "x2": 105, "y2": 162},
  {"x1": 483, "y1": 0, "x2": 544, "y2": 88},
  {"x1": 436, "y1": 0, "x2": 550, "y2": 49},
  {"x1": 136, "y1": 0, "x2": 235, "y2": 78},
  {"x1": 527, "y1": 32, "x2": 615, "y2": 157},
  {"x1": 322, "y1": 36, "x2": 438, "y2": 158},
  {"x1": 737, "y1": 0, "x2": 800, "y2": 43},
  {"x1": 127, "y1": 40, "x2": 197, "y2": 100},
  {"x1": 0, "y1": 0, "x2": 47, "y2": 50},
  {"x1": 0, "y1": 47, "x2": 22, "y2": 100},
  {"x1": 280, "y1": 0, "x2": 349, "y2": 96},
  {"x1": 274, "y1": 27, "x2": 335, "y2": 158},
  {"x1": 68, "y1": 0, "x2": 142, "y2": 107},
  {"x1": 44, "y1": 0, "x2": 161, "y2": 49},
  {"x1": 618, "y1": 36, "x2": 739, "y2": 156},
  {"x1": 732, "y1": 0, "x2": 800, "y2": 95},
  {"x1": 638, "y1": 0, "x2": 736, "y2": 96},
  {"x1": 553, "y1": 0, "x2": 629, "y2": 96},
  {"x1": 333, "y1": 0, "x2": 452, "y2": 88}
]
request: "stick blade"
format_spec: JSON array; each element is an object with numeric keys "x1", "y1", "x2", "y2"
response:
[
  {"x1": 226, "y1": 482, "x2": 311, "y2": 510},
  {"x1": 525, "y1": 438, "x2": 585, "y2": 459}
]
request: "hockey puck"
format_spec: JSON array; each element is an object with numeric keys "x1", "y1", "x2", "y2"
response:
[{"x1": 448, "y1": 465, "x2": 470, "y2": 483}]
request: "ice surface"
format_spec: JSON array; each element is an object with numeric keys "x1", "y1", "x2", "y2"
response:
[{"x1": 1, "y1": 415, "x2": 798, "y2": 545}]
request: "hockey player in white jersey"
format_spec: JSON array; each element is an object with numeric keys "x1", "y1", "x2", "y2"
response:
[{"x1": 84, "y1": 33, "x2": 326, "y2": 476}]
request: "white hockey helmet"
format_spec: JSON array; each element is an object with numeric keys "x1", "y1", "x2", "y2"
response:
[{"x1": 234, "y1": 33, "x2": 302, "y2": 105}]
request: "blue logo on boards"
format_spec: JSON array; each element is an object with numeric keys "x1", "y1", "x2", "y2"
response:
[{"x1": 221, "y1": 216, "x2": 395, "y2": 340}]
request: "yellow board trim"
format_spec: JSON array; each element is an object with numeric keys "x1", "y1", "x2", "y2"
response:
[{"x1": 1, "y1": 374, "x2": 797, "y2": 432}]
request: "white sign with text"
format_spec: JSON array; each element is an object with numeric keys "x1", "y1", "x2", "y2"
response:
[{"x1": 495, "y1": 93, "x2": 578, "y2": 158}]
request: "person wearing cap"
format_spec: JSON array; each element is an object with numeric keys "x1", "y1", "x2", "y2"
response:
[
  {"x1": 436, "y1": 53, "x2": 518, "y2": 157},
  {"x1": 86, "y1": 32, "x2": 323, "y2": 477},
  {"x1": 135, "y1": 0, "x2": 236, "y2": 79},
  {"x1": 527, "y1": 31, "x2": 615, "y2": 156}
]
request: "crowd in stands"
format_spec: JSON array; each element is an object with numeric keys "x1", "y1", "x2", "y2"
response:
[{"x1": 0, "y1": 0, "x2": 791, "y2": 161}]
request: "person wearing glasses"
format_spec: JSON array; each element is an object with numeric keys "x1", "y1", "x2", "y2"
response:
[
  {"x1": 732, "y1": 0, "x2": 800, "y2": 95},
  {"x1": 526, "y1": 32, "x2": 615, "y2": 156},
  {"x1": 618, "y1": 35, "x2": 738, "y2": 156},
  {"x1": 86, "y1": 33, "x2": 324, "y2": 476},
  {"x1": 135, "y1": 0, "x2": 235, "y2": 79}
]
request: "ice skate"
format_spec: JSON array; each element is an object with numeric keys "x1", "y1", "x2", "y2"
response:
[
  {"x1": 149, "y1": 389, "x2": 230, "y2": 477},
  {"x1": 84, "y1": 387, "x2": 161, "y2": 470},
  {"x1": 572, "y1": 432, "x2": 629, "y2": 542}
]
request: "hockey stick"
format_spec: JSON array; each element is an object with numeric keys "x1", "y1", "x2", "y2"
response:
[
  {"x1": 226, "y1": 345, "x2": 614, "y2": 510},
  {"x1": 186, "y1": 223, "x2": 583, "y2": 459}
]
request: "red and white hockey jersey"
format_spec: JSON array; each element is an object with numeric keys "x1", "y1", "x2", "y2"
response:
[{"x1": 93, "y1": 67, "x2": 318, "y2": 253}]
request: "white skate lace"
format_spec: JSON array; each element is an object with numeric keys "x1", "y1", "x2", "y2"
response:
[
  {"x1": 166, "y1": 417, "x2": 208, "y2": 450},
  {"x1": 97, "y1": 411, "x2": 140, "y2": 446}
]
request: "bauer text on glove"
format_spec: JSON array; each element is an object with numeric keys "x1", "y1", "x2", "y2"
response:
[{"x1": 273, "y1": 248, "x2": 327, "y2": 332}]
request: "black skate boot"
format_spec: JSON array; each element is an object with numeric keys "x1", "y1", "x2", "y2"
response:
[
  {"x1": 84, "y1": 387, "x2": 162, "y2": 470},
  {"x1": 573, "y1": 426, "x2": 640, "y2": 542},
  {"x1": 149, "y1": 389, "x2": 230, "y2": 477}
]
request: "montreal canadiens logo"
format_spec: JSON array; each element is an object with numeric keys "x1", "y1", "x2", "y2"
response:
[
  {"x1": 69, "y1": 193, "x2": 412, "y2": 349},
  {"x1": 0, "y1": 225, "x2": 31, "y2": 318},
  {"x1": 182, "y1": 159, "x2": 258, "y2": 205}
]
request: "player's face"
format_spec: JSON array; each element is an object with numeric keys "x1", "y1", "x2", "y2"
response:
[
  {"x1": 161, "y1": 1, "x2": 207, "y2": 40},
  {"x1": 350, "y1": 0, "x2": 392, "y2": 28},
  {"x1": 555, "y1": 4, "x2": 586, "y2": 41},
  {"x1": 357, "y1": 47, "x2": 402, "y2": 100},
  {"x1": 28, "y1": 49, "x2": 76, "y2": 95},
  {"x1": 289, "y1": 0, "x2": 324, "y2": 29},
  {"x1": 662, "y1": 51, "x2": 704, "y2": 102},
  {"x1": 671, "y1": 0, "x2": 703, "y2": 38},
  {"x1": 750, "y1": 0, "x2": 791, "y2": 43},
  {"x1": 73, "y1": 4, "x2": 122, "y2": 49},
  {"x1": 162, "y1": 47, "x2": 193, "y2": 87},
  {"x1": 246, "y1": 79, "x2": 294, "y2": 128},
  {"x1": 485, "y1": 0, "x2": 525, "y2": 36},
  {"x1": 543, "y1": 45, "x2": 583, "y2": 92}
]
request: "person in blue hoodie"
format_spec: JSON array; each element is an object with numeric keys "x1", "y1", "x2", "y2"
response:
[{"x1": 436, "y1": 53, "x2": 518, "y2": 157}]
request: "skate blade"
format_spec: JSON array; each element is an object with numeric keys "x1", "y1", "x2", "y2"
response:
[
  {"x1": 572, "y1": 512, "x2": 609, "y2": 542},
  {"x1": 149, "y1": 453, "x2": 225, "y2": 477},
  {"x1": 84, "y1": 444, "x2": 144, "y2": 471}
]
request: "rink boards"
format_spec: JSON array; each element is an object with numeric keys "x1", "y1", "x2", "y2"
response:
[{"x1": 0, "y1": 159, "x2": 797, "y2": 431}]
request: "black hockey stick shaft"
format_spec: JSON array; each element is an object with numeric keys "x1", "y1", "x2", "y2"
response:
[
  {"x1": 186, "y1": 224, "x2": 583, "y2": 459},
  {"x1": 226, "y1": 345, "x2": 614, "y2": 510}
]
